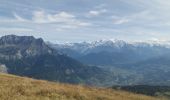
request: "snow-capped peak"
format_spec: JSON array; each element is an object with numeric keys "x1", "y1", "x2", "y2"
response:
[{"x1": 52, "y1": 39, "x2": 170, "y2": 51}]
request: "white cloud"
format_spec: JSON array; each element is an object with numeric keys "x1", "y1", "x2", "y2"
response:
[
  {"x1": 113, "y1": 18, "x2": 130, "y2": 25},
  {"x1": 13, "y1": 13, "x2": 28, "y2": 22},
  {"x1": 111, "y1": 11, "x2": 154, "y2": 25},
  {"x1": 0, "y1": 10, "x2": 92, "y2": 35},
  {"x1": 32, "y1": 10, "x2": 75, "y2": 23},
  {"x1": 89, "y1": 11, "x2": 100, "y2": 16},
  {"x1": 88, "y1": 9, "x2": 107, "y2": 17},
  {"x1": 111, "y1": 16, "x2": 130, "y2": 25},
  {"x1": 31, "y1": 10, "x2": 91, "y2": 28},
  {"x1": 7, "y1": 10, "x2": 92, "y2": 32},
  {"x1": 2, "y1": 0, "x2": 170, "y2": 42},
  {"x1": 32, "y1": 10, "x2": 46, "y2": 23}
]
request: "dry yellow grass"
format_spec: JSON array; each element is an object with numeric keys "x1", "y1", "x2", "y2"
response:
[{"x1": 0, "y1": 73, "x2": 166, "y2": 100}]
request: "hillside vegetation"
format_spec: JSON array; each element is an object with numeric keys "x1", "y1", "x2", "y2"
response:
[
  {"x1": 113, "y1": 85, "x2": 170, "y2": 99},
  {"x1": 0, "y1": 73, "x2": 165, "y2": 100}
]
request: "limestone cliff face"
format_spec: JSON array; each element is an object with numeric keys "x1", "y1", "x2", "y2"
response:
[
  {"x1": 0, "y1": 35, "x2": 109, "y2": 86},
  {"x1": 0, "y1": 35, "x2": 53, "y2": 60}
]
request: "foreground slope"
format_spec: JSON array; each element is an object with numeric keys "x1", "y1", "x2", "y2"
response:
[{"x1": 0, "y1": 73, "x2": 164, "y2": 100}]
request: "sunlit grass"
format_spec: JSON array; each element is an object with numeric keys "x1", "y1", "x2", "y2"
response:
[{"x1": 0, "y1": 73, "x2": 166, "y2": 100}]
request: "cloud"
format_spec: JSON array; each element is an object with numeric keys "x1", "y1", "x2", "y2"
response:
[
  {"x1": 9, "y1": 10, "x2": 92, "y2": 31},
  {"x1": 0, "y1": 9, "x2": 92, "y2": 35},
  {"x1": 123, "y1": 0, "x2": 170, "y2": 10},
  {"x1": 113, "y1": 18, "x2": 130, "y2": 25},
  {"x1": 111, "y1": 11, "x2": 154, "y2": 25},
  {"x1": 1, "y1": 0, "x2": 170, "y2": 42},
  {"x1": 111, "y1": 15, "x2": 130, "y2": 25},
  {"x1": 32, "y1": 10, "x2": 75, "y2": 24},
  {"x1": 32, "y1": 10, "x2": 75, "y2": 23},
  {"x1": 13, "y1": 13, "x2": 28, "y2": 22},
  {"x1": 88, "y1": 9, "x2": 107, "y2": 17},
  {"x1": 31, "y1": 10, "x2": 91, "y2": 28},
  {"x1": 89, "y1": 11, "x2": 100, "y2": 16}
]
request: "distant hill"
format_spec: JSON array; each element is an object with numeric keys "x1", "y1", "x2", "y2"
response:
[{"x1": 0, "y1": 73, "x2": 162, "y2": 100}]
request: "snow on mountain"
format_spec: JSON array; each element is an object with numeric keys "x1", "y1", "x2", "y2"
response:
[
  {"x1": 51, "y1": 39, "x2": 170, "y2": 53},
  {"x1": 48, "y1": 39, "x2": 170, "y2": 64}
]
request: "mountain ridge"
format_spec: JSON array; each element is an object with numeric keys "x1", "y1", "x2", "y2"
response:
[
  {"x1": 50, "y1": 39, "x2": 170, "y2": 86},
  {"x1": 0, "y1": 35, "x2": 115, "y2": 86}
]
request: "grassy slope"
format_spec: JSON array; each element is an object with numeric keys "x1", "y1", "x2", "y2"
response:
[{"x1": 0, "y1": 73, "x2": 166, "y2": 100}]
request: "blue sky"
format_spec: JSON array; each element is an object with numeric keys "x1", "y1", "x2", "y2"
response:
[{"x1": 0, "y1": 0, "x2": 170, "y2": 43}]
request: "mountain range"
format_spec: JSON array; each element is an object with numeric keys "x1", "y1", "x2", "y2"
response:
[
  {"x1": 1, "y1": 35, "x2": 170, "y2": 86},
  {"x1": 0, "y1": 35, "x2": 117, "y2": 86},
  {"x1": 50, "y1": 39, "x2": 170, "y2": 86}
]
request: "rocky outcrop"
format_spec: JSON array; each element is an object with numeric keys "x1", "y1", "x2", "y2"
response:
[{"x1": 0, "y1": 35, "x2": 53, "y2": 60}]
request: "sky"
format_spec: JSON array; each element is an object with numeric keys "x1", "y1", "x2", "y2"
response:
[{"x1": 0, "y1": 0, "x2": 170, "y2": 43}]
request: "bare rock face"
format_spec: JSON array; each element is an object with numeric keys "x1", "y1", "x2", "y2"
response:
[
  {"x1": 0, "y1": 35, "x2": 54, "y2": 60},
  {"x1": 0, "y1": 35, "x2": 111, "y2": 86}
]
